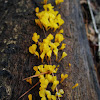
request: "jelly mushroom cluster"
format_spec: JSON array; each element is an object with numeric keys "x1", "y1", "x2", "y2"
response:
[
  {"x1": 20, "y1": 0, "x2": 79, "y2": 100},
  {"x1": 29, "y1": 30, "x2": 66, "y2": 63},
  {"x1": 35, "y1": 4, "x2": 64, "y2": 32}
]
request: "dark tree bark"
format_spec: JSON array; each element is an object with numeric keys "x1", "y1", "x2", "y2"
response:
[{"x1": 0, "y1": 0, "x2": 100, "y2": 100}]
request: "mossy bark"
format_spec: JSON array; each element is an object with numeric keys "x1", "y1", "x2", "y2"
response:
[{"x1": 0, "y1": 0, "x2": 100, "y2": 100}]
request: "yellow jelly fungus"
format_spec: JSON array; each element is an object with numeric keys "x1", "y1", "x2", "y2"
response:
[
  {"x1": 38, "y1": 65, "x2": 43, "y2": 72},
  {"x1": 55, "y1": 33, "x2": 64, "y2": 43},
  {"x1": 58, "y1": 29, "x2": 64, "y2": 34},
  {"x1": 43, "y1": 3, "x2": 54, "y2": 11},
  {"x1": 35, "y1": 3, "x2": 64, "y2": 31},
  {"x1": 29, "y1": 44, "x2": 37, "y2": 54},
  {"x1": 38, "y1": 65, "x2": 46, "y2": 73},
  {"x1": 56, "y1": 14, "x2": 64, "y2": 27},
  {"x1": 33, "y1": 66, "x2": 38, "y2": 71},
  {"x1": 45, "y1": 74, "x2": 53, "y2": 82},
  {"x1": 35, "y1": 7, "x2": 39, "y2": 13},
  {"x1": 35, "y1": 71, "x2": 40, "y2": 75},
  {"x1": 39, "y1": 75, "x2": 44, "y2": 79},
  {"x1": 55, "y1": 92, "x2": 62, "y2": 97},
  {"x1": 57, "y1": 65, "x2": 59, "y2": 67},
  {"x1": 35, "y1": 51, "x2": 39, "y2": 58},
  {"x1": 72, "y1": 83, "x2": 79, "y2": 89},
  {"x1": 29, "y1": 44, "x2": 39, "y2": 58},
  {"x1": 39, "y1": 89, "x2": 46, "y2": 97},
  {"x1": 54, "y1": 42, "x2": 60, "y2": 47},
  {"x1": 52, "y1": 76, "x2": 57, "y2": 82},
  {"x1": 43, "y1": 39, "x2": 50, "y2": 45},
  {"x1": 59, "y1": 43, "x2": 66, "y2": 50},
  {"x1": 51, "y1": 95, "x2": 56, "y2": 100},
  {"x1": 29, "y1": 32, "x2": 66, "y2": 62},
  {"x1": 46, "y1": 90, "x2": 51, "y2": 95},
  {"x1": 28, "y1": 94, "x2": 32, "y2": 100},
  {"x1": 59, "y1": 89, "x2": 64, "y2": 94},
  {"x1": 51, "y1": 80, "x2": 59, "y2": 91},
  {"x1": 55, "y1": 0, "x2": 64, "y2": 5},
  {"x1": 48, "y1": 65, "x2": 55, "y2": 73},
  {"x1": 53, "y1": 49, "x2": 58, "y2": 61},
  {"x1": 32, "y1": 32, "x2": 40, "y2": 43},
  {"x1": 69, "y1": 63, "x2": 71, "y2": 66},
  {"x1": 46, "y1": 34, "x2": 54, "y2": 41},
  {"x1": 46, "y1": 90, "x2": 51, "y2": 99},
  {"x1": 47, "y1": 50, "x2": 52, "y2": 60},
  {"x1": 50, "y1": 43, "x2": 56, "y2": 50},
  {"x1": 26, "y1": 78, "x2": 32, "y2": 85},
  {"x1": 55, "y1": 89, "x2": 64, "y2": 98},
  {"x1": 39, "y1": 76, "x2": 45, "y2": 83},
  {"x1": 58, "y1": 52, "x2": 67, "y2": 62},
  {"x1": 44, "y1": 0, "x2": 48, "y2": 4},
  {"x1": 35, "y1": 19, "x2": 43, "y2": 29},
  {"x1": 40, "y1": 78, "x2": 49, "y2": 87},
  {"x1": 40, "y1": 52, "x2": 45, "y2": 63},
  {"x1": 41, "y1": 97, "x2": 46, "y2": 100},
  {"x1": 60, "y1": 73, "x2": 68, "y2": 83}
]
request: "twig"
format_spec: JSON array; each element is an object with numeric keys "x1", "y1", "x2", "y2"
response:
[
  {"x1": 23, "y1": 71, "x2": 49, "y2": 81},
  {"x1": 43, "y1": 26, "x2": 46, "y2": 37},
  {"x1": 18, "y1": 81, "x2": 40, "y2": 100},
  {"x1": 87, "y1": 0, "x2": 100, "y2": 57},
  {"x1": 52, "y1": 73, "x2": 60, "y2": 100}
]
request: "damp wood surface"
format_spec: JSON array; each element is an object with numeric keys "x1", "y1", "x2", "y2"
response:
[{"x1": 0, "y1": 0, "x2": 100, "y2": 100}]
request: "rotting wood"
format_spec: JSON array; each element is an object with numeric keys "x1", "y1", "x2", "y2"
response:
[{"x1": 0, "y1": 0, "x2": 100, "y2": 100}]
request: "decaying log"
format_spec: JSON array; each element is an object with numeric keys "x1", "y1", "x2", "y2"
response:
[{"x1": 0, "y1": 0, "x2": 100, "y2": 100}]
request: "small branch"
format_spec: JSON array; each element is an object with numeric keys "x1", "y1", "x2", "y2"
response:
[
  {"x1": 52, "y1": 73, "x2": 60, "y2": 100},
  {"x1": 18, "y1": 81, "x2": 40, "y2": 100},
  {"x1": 87, "y1": 0, "x2": 100, "y2": 57},
  {"x1": 87, "y1": 0, "x2": 99, "y2": 34},
  {"x1": 23, "y1": 71, "x2": 49, "y2": 81}
]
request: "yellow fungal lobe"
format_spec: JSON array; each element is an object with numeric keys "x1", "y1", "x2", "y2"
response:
[
  {"x1": 55, "y1": 33, "x2": 64, "y2": 43},
  {"x1": 69, "y1": 63, "x2": 71, "y2": 66},
  {"x1": 35, "y1": 3, "x2": 64, "y2": 31},
  {"x1": 35, "y1": 51, "x2": 39, "y2": 59},
  {"x1": 45, "y1": 74, "x2": 53, "y2": 82},
  {"x1": 59, "y1": 43, "x2": 66, "y2": 50},
  {"x1": 53, "y1": 49, "x2": 58, "y2": 61},
  {"x1": 29, "y1": 44, "x2": 37, "y2": 54},
  {"x1": 51, "y1": 80, "x2": 59, "y2": 91},
  {"x1": 55, "y1": 89, "x2": 64, "y2": 97},
  {"x1": 26, "y1": 78, "x2": 32, "y2": 85},
  {"x1": 58, "y1": 52, "x2": 67, "y2": 62},
  {"x1": 32, "y1": 32, "x2": 40, "y2": 43},
  {"x1": 46, "y1": 34, "x2": 54, "y2": 41},
  {"x1": 47, "y1": 50, "x2": 52, "y2": 60},
  {"x1": 40, "y1": 52, "x2": 45, "y2": 63},
  {"x1": 62, "y1": 52, "x2": 67, "y2": 58},
  {"x1": 56, "y1": 92, "x2": 62, "y2": 97},
  {"x1": 58, "y1": 29, "x2": 64, "y2": 34},
  {"x1": 44, "y1": 0, "x2": 48, "y2": 4},
  {"x1": 35, "y1": 7, "x2": 39, "y2": 13},
  {"x1": 72, "y1": 83, "x2": 79, "y2": 89},
  {"x1": 28, "y1": 94, "x2": 32, "y2": 100},
  {"x1": 39, "y1": 89, "x2": 46, "y2": 97},
  {"x1": 55, "y1": 0, "x2": 64, "y2": 5},
  {"x1": 51, "y1": 95, "x2": 56, "y2": 100},
  {"x1": 59, "y1": 89, "x2": 64, "y2": 94},
  {"x1": 60, "y1": 73, "x2": 68, "y2": 83},
  {"x1": 35, "y1": 19, "x2": 42, "y2": 29},
  {"x1": 33, "y1": 66, "x2": 38, "y2": 71}
]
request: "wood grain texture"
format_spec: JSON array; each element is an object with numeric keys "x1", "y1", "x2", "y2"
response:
[{"x1": 0, "y1": 0, "x2": 100, "y2": 100}]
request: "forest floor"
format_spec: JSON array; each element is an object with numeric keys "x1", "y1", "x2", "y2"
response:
[{"x1": 80, "y1": 0, "x2": 100, "y2": 84}]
